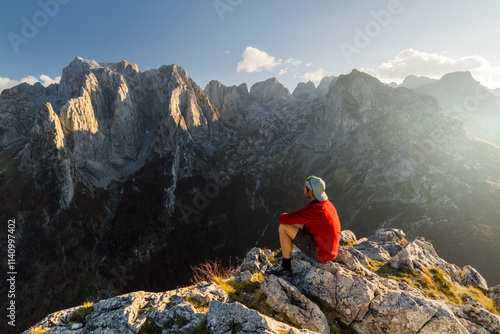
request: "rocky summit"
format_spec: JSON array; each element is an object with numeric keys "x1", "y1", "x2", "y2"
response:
[
  {"x1": 1, "y1": 57, "x2": 500, "y2": 332},
  {"x1": 26, "y1": 228, "x2": 500, "y2": 334}
]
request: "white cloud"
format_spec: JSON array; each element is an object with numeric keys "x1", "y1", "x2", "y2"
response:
[
  {"x1": 370, "y1": 49, "x2": 500, "y2": 88},
  {"x1": 285, "y1": 58, "x2": 303, "y2": 66},
  {"x1": 302, "y1": 68, "x2": 326, "y2": 82},
  {"x1": 40, "y1": 74, "x2": 61, "y2": 86},
  {"x1": 237, "y1": 46, "x2": 281, "y2": 73},
  {"x1": 279, "y1": 68, "x2": 288, "y2": 76},
  {"x1": 225, "y1": 50, "x2": 230, "y2": 55},
  {"x1": 306, "y1": 63, "x2": 313, "y2": 68},
  {"x1": 0, "y1": 74, "x2": 61, "y2": 93}
]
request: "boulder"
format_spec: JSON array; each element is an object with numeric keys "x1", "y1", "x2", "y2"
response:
[
  {"x1": 305, "y1": 263, "x2": 377, "y2": 325},
  {"x1": 340, "y1": 230, "x2": 357, "y2": 246},
  {"x1": 353, "y1": 290, "x2": 439, "y2": 334},
  {"x1": 346, "y1": 247, "x2": 370, "y2": 266},
  {"x1": 416, "y1": 302, "x2": 468, "y2": 334},
  {"x1": 354, "y1": 240, "x2": 392, "y2": 263},
  {"x1": 335, "y1": 248, "x2": 374, "y2": 277},
  {"x1": 389, "y1": 238, "x2": 463, "y2": 284},
  {"x1": 489, "y1": 284, "x2": 500, "y2": 311},
  {"x1": 368, "y1": 228, "x2": 407, "y2": 245},
  {"x1": 452, "y1": 304, "x2": 500, "y2": 334},
  {"x1": 462, "y1": 265, "x2": 489, "y2": 291},
  {"x1": 261, "y1": 275, "x2": 330, "y2": 334},
  {"x1": 22, "y1": 283, "x2": 227, "y2": 334},
  {"x1": 207, "y1": 301, "x2": 316, "y2": 334},
  {"x1": 239, "y1": 247, "x2": 274, "y2": 274}
]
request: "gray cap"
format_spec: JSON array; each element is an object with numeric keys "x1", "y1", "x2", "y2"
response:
[{"x1": 305, "y1": 175, "x2": 328, "y2": 201}]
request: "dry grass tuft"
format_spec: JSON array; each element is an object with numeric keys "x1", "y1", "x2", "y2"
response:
[
  {"x1": 366, "y1": 261, "x2": 500, "y2": 316},
  {"x1": 29, "y1": 326, "x2": 46, "y2": 334},
  {"x1": 189, "y1": 259, "x2": 234, "y2": 285}
]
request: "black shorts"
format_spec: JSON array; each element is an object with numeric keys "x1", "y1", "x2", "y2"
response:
[{"x1": 293, "y1": 228, "x2": 320, "y2": 262}]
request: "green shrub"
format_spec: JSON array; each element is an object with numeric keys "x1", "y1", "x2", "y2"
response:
[
  {"x1": 138, "y1": 317, "x2": 162, "y2": 334},
  {"x1": 185, "y1": 318, "x2": 210, "y2": 334},
  {"x1": 69, "y1": 301, "x2": 94, "y2": 323}
]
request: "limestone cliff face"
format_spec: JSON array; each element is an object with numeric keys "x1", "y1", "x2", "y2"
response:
[
  {"x1": 20, "y1": 102, "x2": 73, "y2": 209},
  {"x1": 13, "y1": 57, "x2": 228, "y2": 190},
  {"x1": 204, "y1": 80, "x2": 249, "y2": 125}
]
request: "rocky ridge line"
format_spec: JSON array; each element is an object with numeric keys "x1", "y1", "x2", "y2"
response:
[{"x1": 25, "y1": 228, "x2": 500, "y2": 334}]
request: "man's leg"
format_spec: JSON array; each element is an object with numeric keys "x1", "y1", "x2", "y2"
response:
[{"x1": 279, "y1": 224, "x2": 303, "y2": 258}]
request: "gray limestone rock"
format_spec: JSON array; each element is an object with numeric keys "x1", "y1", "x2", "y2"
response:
[
  {"x1": 20, "y1": 102, "x2": 74, "y2": 209},
  {"x1": 25, "y1": 243, "x2": 500, "y2": 334},
  {"x1": 489, "y1": 284, "x2": 500, "y2": 311},
  {"x1": 335, "y1": 248, "x2": 374, "y2": 277},
  {"x1": 368, "y1": 228, "x2": 407, "y2": 245},
  {"x1": 207, "y1": 301, "x2": 316, "y2": 334},
  {"x1": 340, "y1": 229, "x2": 357, "y2": 246},
  {"x1": 292, "y1": 81, "x2": 316, "y2": 99},
  {"x1": 452, "y1": 303, "x2": 500, "y2": 334},
  {"x1": 462, "y1": 265, "x2": 489, "y2": 291},
  {"x1": 261, "y1": 275, "x2": 330, "y2": 334},
  {"x1": 239, "y1": 247, "x2": 274, "y2": 274},
  {"x1": 316, "y1": 76, "x2": 337, "y2": 97},
  {"x1": 353, "y1": 240, "x2": 392, "y2": 263},
  {"x1": 23, "y1": 283, "x2": 226, "y2": 334},
  {"x1": 346, "y1": 247, "x2": 370, "y2": 266},
  {"x1": 204, "y1": 80, "x2": 248, "y2": 125},
  {"x1": 249, "y1": 77, "x2": 291, "y2": 102},
  {"x1": 389, "y1": 238, "x2": 463, "y2": 284},
  {"x1": 305, "y1": 263, "x2": 377, "y2": 326}
]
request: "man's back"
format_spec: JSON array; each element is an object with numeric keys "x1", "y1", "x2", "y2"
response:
[{"x1": 279, "y1": 199, "x2": 341, "y2": 262}]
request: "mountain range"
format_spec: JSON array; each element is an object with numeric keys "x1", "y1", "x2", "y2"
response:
[{"x1": 1, "y1": 57, "x2": 499, "y2": 331}]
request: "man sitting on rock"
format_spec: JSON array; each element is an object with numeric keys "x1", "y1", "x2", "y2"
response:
[{"x1": 266, "y1": 175, "x2": 341, "y2": 280}]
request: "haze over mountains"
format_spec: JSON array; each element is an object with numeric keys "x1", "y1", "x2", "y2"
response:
[
  {"x1": 399, "y1": 71, "x2": 500, "y2": 146},
  {"x1": 1, "y1": 57, "x2": 499, "y2": 331}
]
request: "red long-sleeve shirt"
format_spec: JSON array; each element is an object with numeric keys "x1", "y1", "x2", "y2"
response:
[{"x1": 279, "y1": 199, "x2": 341, "y2": 262}]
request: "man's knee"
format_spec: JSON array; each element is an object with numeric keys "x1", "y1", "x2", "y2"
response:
[
  {"x1": 279, "y1": 224, "x2": 299, "y2": 238},
  {"x1": 279, "y1": 223, "x2": 291, "y2": 233}
]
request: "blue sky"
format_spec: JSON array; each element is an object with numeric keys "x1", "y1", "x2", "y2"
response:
[{"x1": 1, "y1": 0, "x2": 500, "y2": 92}]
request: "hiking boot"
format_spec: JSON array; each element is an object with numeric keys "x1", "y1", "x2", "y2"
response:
[{"x1": 265, "y1": 264, "x2": 293, "y2": 281}]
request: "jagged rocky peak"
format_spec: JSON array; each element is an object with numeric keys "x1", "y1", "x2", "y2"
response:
[
  {"x1": 439, "y1": 71, "x2": 477, "y2": 85},
  {"x1": 327, "y1": 69, "x2": 390, "y2": 111},
  {"x1": 0, "y1": 81, "x2": 46, "y2": 99},
  {"x1": 303, "y1": 68, "x2": 443, "y2": 153},
  {"x1": 204, "y1": 80, "x2": 249, "y2": 125},
  {"x1": 30, "y1": 102, "x2": 65, "y2": 151},
  {"x1": 58, "y1": 57, "x2": 101, "y2": 99},
  {"x1": 401, "y1": 74, "x2": 437, "y2": 89},
  {"x1": 100, "y1": 59, "x2": 140, "y2": 74},
  {"x1": 22, "y1": 56, "x2": 227, "y2": 189},
  {"x1": 292, "y1": 80, "x2": 316, "y2": 98},
  {"x1": 316, "y1": 76, "x2": 338, "y2": 97},
  {"x1": 249, "y1": 77, "x2": 291, "y2": 101},
  {"x1": 20, "y1": 102, "x2": 65, "y2": 169}
]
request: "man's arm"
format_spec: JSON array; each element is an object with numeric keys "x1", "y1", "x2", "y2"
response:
[{"x1": 279, "y1": 205, "x2": 316, "y2": 225}]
